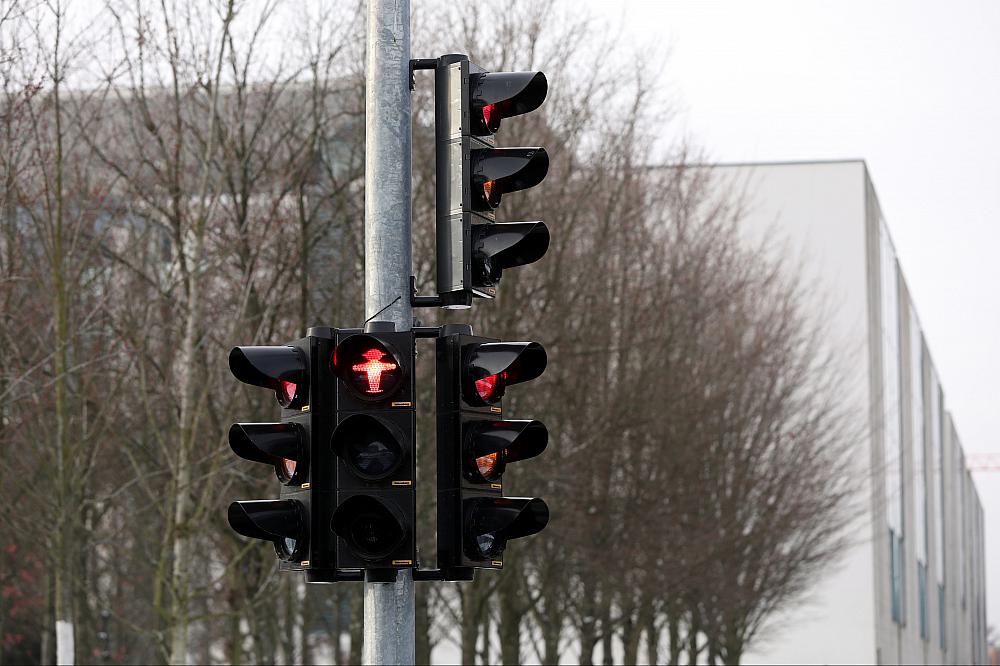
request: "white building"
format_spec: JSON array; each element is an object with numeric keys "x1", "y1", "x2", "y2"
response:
[{"x1": 707, "y1": 160, "x2": 988, "y2": 665}]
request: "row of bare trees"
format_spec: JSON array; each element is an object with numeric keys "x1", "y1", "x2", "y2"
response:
[{"x1": 0, "y1": 0, "x2": 857, "y2": 664}]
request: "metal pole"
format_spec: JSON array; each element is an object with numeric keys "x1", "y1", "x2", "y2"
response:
[{"x1": 363, "y1": 0, "x2": 414, "y2": 664}]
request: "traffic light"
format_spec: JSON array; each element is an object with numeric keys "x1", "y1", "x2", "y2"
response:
[
  {"x1": 227, "y1": 341, "x2": 313, "y2": 565},
  {"x1": 330, "y1": 324, "x2": 416, "y2": 578},
  {"x1": 437, "y1": 327, "x2": 550, "y2": 575},
  {"x1": 226, "y1": 330, "x2": 359, "y2": 582},
  {"x1": 435, "y1": 54, "x2": 550, "y2": 301}
]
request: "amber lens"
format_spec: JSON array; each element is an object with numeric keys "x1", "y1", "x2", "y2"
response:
[
  {"x1": 279, "y1": 458, "x2": 297, "y2": 480},
  {"x1": 476, "y1": 452, "x2": 501, "y2": 480},
  {"x1": 482, "y1": 180, "x2": 501, "y2": 208}
]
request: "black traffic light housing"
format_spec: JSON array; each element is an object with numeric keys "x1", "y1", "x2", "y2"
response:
[
  {"x1": 437, "y1": 330, "x2": 550, "y2": 575},
  {"x1": 227, "y1": 331, "x2": 362, "y2": 583},
  {"x1": 329, "y1": 325, "x2": 417, "y2": 579},
  {"x1": 435, "y1": 54, "x2": 550, "y2": 301}
]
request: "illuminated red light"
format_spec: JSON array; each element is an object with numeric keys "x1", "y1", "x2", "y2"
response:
[
  {"x1": 279, "y1": 457, "x2": 297, "y2": 480},
  {"x1": 475, "y1": 372, "x2": 506, "y2": 402},
  {"x1": 352, "y1": 348, "x2": 399, "y2": 394},
  {"x1": 482, "y1": 103, "x2": 499, "y2": 132},
  {"x1": 279, "y1": 380, "x2": 297, "y2": 405}
]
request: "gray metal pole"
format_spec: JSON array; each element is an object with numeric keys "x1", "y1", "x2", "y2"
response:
[{"x1": 362, "y1": 0, "x2": 414, "y2": 663}]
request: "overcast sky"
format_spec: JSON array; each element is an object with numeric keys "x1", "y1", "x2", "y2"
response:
[{"x1": 578, "y1": 0, "x2": 999, "y2": 634}]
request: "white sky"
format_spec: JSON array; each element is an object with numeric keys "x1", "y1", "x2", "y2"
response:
[{"x1": 580, "y1": 0, "x2": 999, "y2": 636}]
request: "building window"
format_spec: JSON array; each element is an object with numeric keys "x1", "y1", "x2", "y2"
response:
[
  {"x1": 918, "y1": 563, "x2": 928, "y2": 640},
  {"x1": 930, "y1": 369, "x2": 944, "y2": 646},
  {"x1": 910, "y1": 312, "x2": 928, "y2": 640},
  {"x1": 880, "y1": 222, "x2": 905, "y2": 625},
  {"x1": 889, "y1": 529, "x2": 905, "y2": 623},
  {"x1": 939, "y1": 583, "x2": 946, "y2": 651}
]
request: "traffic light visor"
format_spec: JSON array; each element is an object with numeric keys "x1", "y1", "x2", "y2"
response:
[
  {"x1": 228, "y1": 499, "x2": 305, "y2": 560},
  {"x1": 229, "y1": 346, "x2": 307, "y2": 408},
  {"x1": 463, "y1": 342, "x2": 547, "y2": 405},
  {"x1": 470, "y1": 71, "x2": 547, "y2": 135},
  {"x1": 465, "y1": 420, "x2": 548, "y2": 483},
  {"x1": 229, "y1": 422, "x2": 306, "y2": 484},
  {"x1": 332, "y1": 335, "x2": 404, "y2": 401},
  {"x1": 472, "y1": 148, "x2": 549, "y2": 210},
  {"x1": 465, "y1": 497, "x2": 549, "y2": 559},
  {"x1": 472, "y1": 221, "x2": 550, "y2": 287}
]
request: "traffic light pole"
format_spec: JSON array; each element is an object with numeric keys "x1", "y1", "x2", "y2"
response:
[{"x1": 363, "y1": 0, "x2": 415, "y2": 664}]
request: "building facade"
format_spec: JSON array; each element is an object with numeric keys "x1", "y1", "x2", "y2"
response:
[{"x1": 707, "y1": 161, "x2": 988, "y2": 665}]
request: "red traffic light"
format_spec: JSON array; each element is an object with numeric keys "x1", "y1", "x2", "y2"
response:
[
  {"x1": 463, "y1": 342, "x2": 546, "y2": 406},
  {"x1": 332, "y1": 335, "x2": 404, "y2": 401},
  {"x1": 229, "y1": 346, "x2": 307, "y2": 408},
  {"x1": 470, "y1": 71, "x2": 547, "y2": 136}
]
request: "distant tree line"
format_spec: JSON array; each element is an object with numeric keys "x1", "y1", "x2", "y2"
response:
[{"x1": 0, "y1": 0, "x2": 857, "y2": 664}]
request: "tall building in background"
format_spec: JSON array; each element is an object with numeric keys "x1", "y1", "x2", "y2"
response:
[{"x1": 707, "y1": 160, "x2": 988, "y2": 665}]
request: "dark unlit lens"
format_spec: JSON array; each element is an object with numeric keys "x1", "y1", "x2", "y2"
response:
[
  {"x1": 348, "y1": 437, "x2": 399, "y2": 478},
  {"x1": 476, "y1": 531, "x2": 498, "y2": 558},
  {"x1": 351, "y1": 514, "x2": 398, "y2": 555}
]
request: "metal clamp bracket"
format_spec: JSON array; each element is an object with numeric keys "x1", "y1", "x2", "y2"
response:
[{"x1": 410, "y1": 276, "x2": 473, "y2": 309}]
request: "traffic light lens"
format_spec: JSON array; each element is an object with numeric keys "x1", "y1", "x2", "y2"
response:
[
  {"x1": 475, "y1": 371, "x2": 506, "y2": 402},
  {"x1": 483, "y1": 180, "x2": 501, "y2": 208},
  {"x1": 282, "y1": 537, "x2": 297, "y2": 557},
  {"x1": 350, "y1": 512, "x2": 401, "y2": 557},
  {"x1": 482, "y1": 103, "x2": 499, "y2": 132},
  {"x1": 334, "y1": 336, "x2": 405, "y2": 400},
  {"x1": 353, "y1": 348, "x2": 398, "y2": 394},
  {"x1": 279, "y1": 457, "x2": 297, "y2": 479},
  {"x1": 278, "y1": 380, "x2": 298, "y2": 406},
  {"x1": 332, "y1": 414, "x2": 405, "y2": 481},
  {"x1": 348, "y1": 436, "x2": 400, "y2": 478},
  {"x1": 476, "y1": 452, "x2": 501, "y2": 480},
  {"x1": 476, "y1": 531, "x2": 499, "y2": 558}
]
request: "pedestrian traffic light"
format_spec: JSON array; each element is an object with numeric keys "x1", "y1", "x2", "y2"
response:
[
  {"x1": 436, "y1": 328, "x2": 550, "y2": 575},
  {"x1": 226, "y1": 330, "x2": 359, "y2": 582},
  {"x1": 435, "y1": 54, "x2": 550, "y2": 301},
  {"x1": 330, "y1": 324, "x2": 417, "y2": 579}
]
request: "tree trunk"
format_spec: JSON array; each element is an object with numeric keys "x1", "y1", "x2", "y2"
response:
[
  {"x1": 541, "y1": 612, "x2": 561, "y2": 666},
  {"x1": 415, "y1": 584, "x2": 431, "y2": 665},
  {"x1": 40, "y1": 573, "x2": 53, "y2": 666},
  {"x1": 622, "y1": 607, "x2": 641, "y2": 666},
  {"x1": 349, "y1": 586, "x2": 363, "y2": 666},
  {"x1": 227, "y1": 591, "x2": 242, "y2": 665},
  {"x1": 579, "y1": 591, "x2": 598, "y2": 666},
  {"x1": 461, "y1": 583, "x2": 480, "y2": 665},
  {"x1": 686, "y1": 612, "x2": 701, "y2": 666},
  {"x1": 601, "y1": 601, "x2": 614, "y2": 665},
  {"x1": 645, "y1": 605, "x2": 660, "y2": 666},
  {"x1": 480, "y1": 603, "x2": 491, "y2": 665},
  {"x1": 667, "y1": 610, "x2": 680, "y2": 665},
  {"x1": 498, "y1": 568, "x2": 521, "y2": 665}
]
